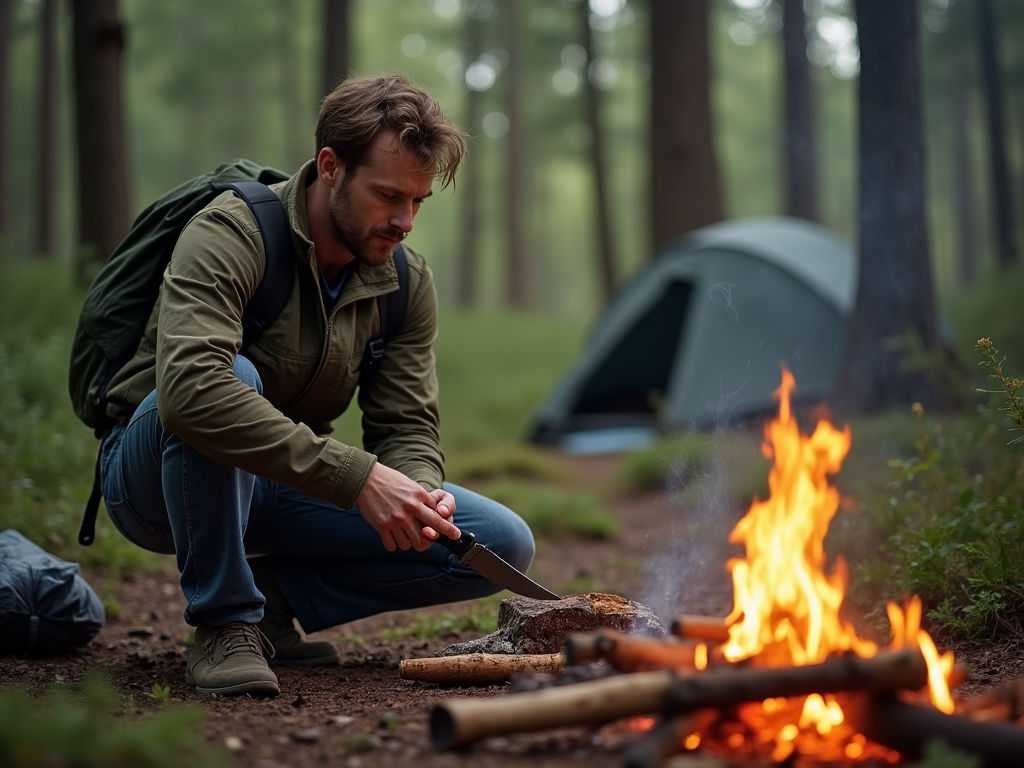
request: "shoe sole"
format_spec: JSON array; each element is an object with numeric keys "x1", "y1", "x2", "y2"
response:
[{"x1": 185, "y1": 671, "x2": 280, "y2": 696}]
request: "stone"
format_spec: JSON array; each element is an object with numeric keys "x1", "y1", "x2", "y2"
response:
[{"x1": 441, "y1": 593, "x2": 666, "y2": 656}]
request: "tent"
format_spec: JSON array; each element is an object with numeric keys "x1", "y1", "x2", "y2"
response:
[{"x1": 530, "y1": 216, "x2": 858, "y2": 451}]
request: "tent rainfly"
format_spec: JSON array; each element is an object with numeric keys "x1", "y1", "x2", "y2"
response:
[{"x1": 530, "y1": 217, "x2": 858, "y2": 452}]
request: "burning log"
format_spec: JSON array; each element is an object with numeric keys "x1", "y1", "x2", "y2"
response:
[
  {"x1": 845, "y1": 693, "x2": 1024, "y2": 766},
  {"x1": 660, "y1": 648, "x2": 927, "y2": 717},
  {"x1": 622, "y1": 711, "x2": 715, "y2": 768},
  {"x1": 564, "y1": 630, "x2": 708, "y2": 671},
  {"x1": 430, "y1": 669, "x2": 680, "y2": 750},
  {"x1": 398, "y1": 653, "x2": 564, "y2": 684},
  {"x1": 669, "y1": 616, "x2": 732, "y2": 644},
  {"x1": 429, "y1": 649, "x2": 927, "y2": 751}
]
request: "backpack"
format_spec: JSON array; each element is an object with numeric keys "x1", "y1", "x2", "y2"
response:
[{"x1": 69, "y1": 158, "x2": 409, "y2": 546}]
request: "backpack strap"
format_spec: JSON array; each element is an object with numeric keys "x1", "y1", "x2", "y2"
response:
[
  {"x1": 217, "y1": 181, "x2": 294, "y2": 349},
  {"x1": 359, "y1": 244, "x2": 409, "y2": 389}
]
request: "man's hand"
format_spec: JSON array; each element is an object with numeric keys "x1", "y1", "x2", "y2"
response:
[{"x1": 355, "y1": 463, "x2": 461, "y2": 552}]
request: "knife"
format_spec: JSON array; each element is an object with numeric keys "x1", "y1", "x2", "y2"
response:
[{"x1": 435, "y1": 531, "x2": 561, "y2": 601}]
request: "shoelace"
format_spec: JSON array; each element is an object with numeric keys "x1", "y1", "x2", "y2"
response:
[{"x1": 204, "y1": 622, "x2": 276, "y2": 660}]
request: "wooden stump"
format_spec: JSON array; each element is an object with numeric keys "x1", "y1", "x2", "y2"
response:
[{"x1": 441, "y1": 593, "x2": 666, "y2": 656}]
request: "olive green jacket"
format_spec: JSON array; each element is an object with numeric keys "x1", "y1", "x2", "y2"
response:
[{"x1": 105, "y1": 161, "x2": 444, "y2": 509}]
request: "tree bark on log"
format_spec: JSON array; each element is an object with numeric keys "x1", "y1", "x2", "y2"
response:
[
  {"x1": 431, "y1": 669, "x2": 680, "y2": 750},
  {"x1": 399, "y1": 653, "x2": 563, "y2": 684}
]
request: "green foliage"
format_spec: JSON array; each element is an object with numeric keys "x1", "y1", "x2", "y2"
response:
[
  {"x1": 380, "y1": 599, "x2": 499, "y2": 642},
  {"x1": 846, "y1": 404, "x2": 1024, "y2": 641},
  {"x1": 332, "y1": 308, "x2": 585, "y2": 452},
  {"x1": 907, "y1": 739, "x2": 982, "y2": 768},
  {"x1": 445, "y1": 443, "x2": 572, "y2": 485},
  {"x1": 975, "y1": 337, "x2": 1024, "y2": 442},
  {"x1": 0, "y1": 260, "x2": 156, "y2": 571},
  {"x1": 0, "y1": 671, "x2": 222, "y2": 768},
  {"x1": 487, "y1": 479, "x2": 617, "y2": 540},
  {"x1": 149, "y1": 683, "x2": 172, "y2": 703}
]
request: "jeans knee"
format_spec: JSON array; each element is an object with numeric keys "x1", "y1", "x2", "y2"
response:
[{"x1": 233, "y1": 355, "x2": 263, "y2": 395}]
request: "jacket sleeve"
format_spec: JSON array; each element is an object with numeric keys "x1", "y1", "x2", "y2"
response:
[
  {"x1": 357, "y1": 257, "x2": 444, "y2": 491},
  {"x1": 155, "y1": 206, "x2": 377, "y2": 510}
]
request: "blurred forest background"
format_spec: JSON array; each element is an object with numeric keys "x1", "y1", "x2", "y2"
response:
[
  {"x1": 3, "y1": 0, "x2": 1022, "y2": 320},
  {"x1": 3, "y1": 0, "x2": 1024, "y2": 651}
]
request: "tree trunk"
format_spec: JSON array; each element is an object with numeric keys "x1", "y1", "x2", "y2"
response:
[
  {"x1": 278, "y1": 0, "x2": 307, "y2": 169},
  {"x1": 650, "y1": 0, "x2": 722, "y2": 252},
  {"x1": 782, "y1": 0, "x2": 819, "y2": 221},
  {"x1": 951, "y1": 80, "x2": 977, "y2": 287},
  {"x1": 33, "y1": 0, "x2": 58, "y2": 260},
  {"x1": 72, "y1": 0, "x2": 130, "y2": 279},
  {"x1": 834, "y1": 0, "x2": 954, "y2": 413},
  {"x1": 455, "y1": 7, "x2": 484, "y2": 307},
  {"x1": 580, "y1": 0, "x2": 616, "y2": 301},
  {"x1": 975, "y1": 0, "x2": 1016, "y2": 266},
  {"x1": 0, "y1": 0, "x2": 13, "y2": 246},
  {"x1": 503, "y1": 0, "x2": 526, "y2": 307},
  {"x1": 323, "y1": 0, "x2": 349, "y2": 97}
]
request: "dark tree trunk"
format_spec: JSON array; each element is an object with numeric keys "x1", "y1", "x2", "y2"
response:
[
  {"x1": 72, "y1": 0, "x2": 131, "y2": 279},
  {"x1": 782, "y1": 0, "x2": 819, "y2": 221},
  {"x1": 33, "y1": 0, "x2": 58, "y2": 259},
  {"x1": 951, "y1": 80, "x2": 977, "y2": 287},
  {"x1": 975, "y1": 0, "x2": 1016, "y2": 266},
  {"x1": 650, "y1": 0, "x2": 722, "y2": 252},
  {"x1": 455, "y1": 7, "x2": 484, "y2": 307},
  {"x1": 0, "y1": 0, "x2": 13, "y2": 245},
  {"x1": 278, "y1": 0, "x2": 307, "y2": 168},
  {"x1": 323, "y1": 0, "x2": 349, "y2": 97},
  {"x1": 504, "y1": 0, "x2": 526, "y2": 308},
  {"x1": 580, "y1": 0, "x2": 616, "y2": 302},
  {"x1": 834, "y1": 0, "x2": 955, "y2": 413}
]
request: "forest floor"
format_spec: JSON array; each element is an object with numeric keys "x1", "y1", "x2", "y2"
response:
[{"x1": 2, "y1": 453, "x2": 1022, "y2": 768}]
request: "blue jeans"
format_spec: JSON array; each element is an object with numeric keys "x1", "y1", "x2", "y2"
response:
[{"x1": 99, "y1": 356, "x2": 536, "y2": 631}]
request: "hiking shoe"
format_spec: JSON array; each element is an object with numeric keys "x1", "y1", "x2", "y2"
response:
[
  {"x1": 185, "y1": 622, "x2": 280, "y2": 696},
  {"x1": 250, "y1": 559, "x2": 340, "y2": 667}
]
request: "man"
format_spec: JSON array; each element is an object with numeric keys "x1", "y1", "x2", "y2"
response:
[{"x1": 98, "y1": 74, "x2": 536, "y2": 696}]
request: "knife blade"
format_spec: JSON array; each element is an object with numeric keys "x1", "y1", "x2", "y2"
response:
[{"x1": 435, "y1": 531, "x2": 561, "y2": 600}]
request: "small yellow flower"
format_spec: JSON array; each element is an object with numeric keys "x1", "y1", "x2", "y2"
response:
[
  {"x1": 978, "y1": 337, "x2": 992, "y2": 349},
  {"x1": 910, "y1": 402, "x2": 924, "y2": 418}
]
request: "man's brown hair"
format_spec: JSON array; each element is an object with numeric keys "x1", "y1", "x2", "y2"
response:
[{"x1": 315, "y1": 74, "x2": 466, "y2": 188}]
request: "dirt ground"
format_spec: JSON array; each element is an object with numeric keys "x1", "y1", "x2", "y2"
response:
[{"x1": 2, "y1": 453, "x2": 1021, "y2": 768}]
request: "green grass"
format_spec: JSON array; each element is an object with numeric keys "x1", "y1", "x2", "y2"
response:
[
  {"x1": 380, "y1": 596, "x2": 501, "y2": 641},
  {"x1": 0, "y1": 671, "x2": 223, "y2": 768},
  {"x1": 486, "y1": 479, "x2": 618, "y2": 540},
  {"x1": 0, "y1": 259, "x2": 157, "y2": 572}
]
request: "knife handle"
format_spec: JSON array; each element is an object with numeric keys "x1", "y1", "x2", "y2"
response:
[{"x1": 435, "y1": 530, "x2": 476, "y2": 558}]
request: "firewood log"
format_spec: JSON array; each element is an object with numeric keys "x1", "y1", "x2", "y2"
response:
[
  {"x1": 660, "y1": 649, "x2": 927, "y2": 716},
  {"x1": 398, "y1": 653, "x2": 564, "y2": 684},
  {"x1": 430, "y1": 669, "x2": 680, "y2": 750},
  {"x1": 669, "y1": 616, "x2": 732, "y2": 643},
  {"x1": 845, "y1": 693, "x2": 1024, "y2": 765},
  {"x1": 564, "y1": 629, "x2": 706, "y2": 671}
]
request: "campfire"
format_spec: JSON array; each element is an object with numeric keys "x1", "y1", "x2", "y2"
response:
[{"x1": 411, "y1": 370, "x2": 1024, "y2": 766}]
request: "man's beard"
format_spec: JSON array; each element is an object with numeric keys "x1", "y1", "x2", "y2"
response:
[{"x1": 329, "y1": 177, "x2": 405, "y2": 267}]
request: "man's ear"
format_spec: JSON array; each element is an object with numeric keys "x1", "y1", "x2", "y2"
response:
[{"x1": 316, "y1": 147, "x2": 345, "y2": 189}]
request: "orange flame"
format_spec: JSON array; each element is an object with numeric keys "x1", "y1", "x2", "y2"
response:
[{"x1": 714, "y1": 369, "x2": 954, "y2": 750}]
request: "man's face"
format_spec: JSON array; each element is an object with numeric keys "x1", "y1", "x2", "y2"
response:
[{"x1": 327, "y1": 130, "x2": 434, "y2": 267}]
